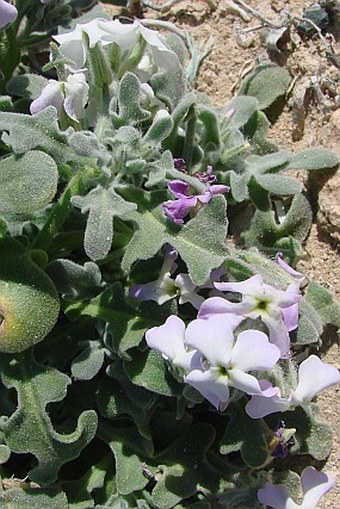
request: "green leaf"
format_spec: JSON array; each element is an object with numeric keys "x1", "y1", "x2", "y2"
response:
[
  {"x1": 0, "y1": 349, "x2": 98, "y2": 485},
  {"x1": 275, "y1": 405, "x2": 333, "y2": 460},
  {"x1": 0, "y1": 151, "x2": 58, "y2": 216},
  {"x1": 241, "y1": 194, "x2": 312, "y2": 254},
  {"x1": 119, "y1": 188, "x2": 229, "y2": 285},
  {"x1": 248, "y1": 175, "x2": 270, "y2": 211},
  {"x1": 294, "y1": 299, "x2": 323, "y2": 345},
  {"x1": 285, "y1": 148, "x2": 339, "y2": 170},
  {"x1": 65, "y1": 283, "x2": 156, "y2": 356},
  {"x1": 305, "y1": 281, "x2": 340, "y2": 328},
  {"x1": 112, "y1": 72, "x2": 150, "y2": 127},
  {"x1": 150, "y1": 424, "x2": 225, "y2": 509},
  {"x1": 239, "y1": 64, "x2": 291, "y2": 110},
  {"x1": 6, "y1": 74, "x2": 48, "y2": 99},
  {"x1": 98, "y1": 422, "x2": 151, "y2": 496},
  {"x1": 71, "y1": 185, "x2": 137, "y2": 260},
  {"x1": 224, "y1": 96, "x2": 259, "y2": 129},
  {"x1": 71, "y1": 341, "x2": 106, "y2": 380},
  {"x1": 0, "y1": 107, "x2": 79, "y2": 166},
  {"x1": 143, "y1": 111, "x2": 174, "y2": 145},
  {"x1": 0, "y1": 488, "x2": 69, "y2": 509},
  {"x1": 124, "y1": 349, "x2": 182, "y2": 397},
  {"x1": 97, "y1": 361, "x2": 157, "y2": 439},
  {"x1": 255, "y1": 174, "x2": 302, "y2": 195},
  {"x1": 47, "y1": 259, "x2": 102, "y2": 300},
  {"x1": 219, "y1": 403, "x2": 268, "y2": 468},
  {"x1": 63, "y1": 455, "x2": 111, "y2": 509}
]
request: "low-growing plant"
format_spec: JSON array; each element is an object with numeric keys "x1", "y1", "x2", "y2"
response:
[{"x1": 0, "y1": 1, "x2": 339, "y2": 508}]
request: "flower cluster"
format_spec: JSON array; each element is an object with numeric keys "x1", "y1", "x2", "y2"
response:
[
  {"x1": 146, "y1": 314, "x2": 280, "y2": 410},
  {"x1": 27, "y1": 17, "x2": 179, "y2": 122},
  {"x1": 144, "y1": 269, "x2": 340, "y2": 415}
]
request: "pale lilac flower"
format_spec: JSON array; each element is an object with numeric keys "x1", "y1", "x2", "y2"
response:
[
  {"x1": 129, "y1": 245, "x2": 204, "y2": 309},
  {"x1": 146, "y1": 315, "x2": 279, "y2": 409},
  {"x1": 0, "y1": 0, "x2": 17, "y2": 29},
  {"x1": 184, "y1": 316, "x2": 280, "y2": 410},
  {"x1": 30, "y1": 73, "x2": 89, "y2": 122},
  {"x1": 162, "y1": 179, "x2": 229, "y2": 225},
  {"x1": 246, "y1": 355, "x2": 340, "y2": 419},
  {"x1": 276, "y1": 252, "x2": 306, "y2": 285},
  {"x1": 258, "y1": 466, "x2": 335, "y2": 509},
  {"x1": 199, "y1": 275, "x2": 302, "y2": 358}
]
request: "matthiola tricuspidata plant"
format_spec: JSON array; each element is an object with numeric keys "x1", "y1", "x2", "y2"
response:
[{"x1": 0, "y1": 1, "x2": 339, "y2": 508}]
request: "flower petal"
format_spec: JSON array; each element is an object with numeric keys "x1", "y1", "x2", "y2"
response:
[
  {"x1": 262, "y1": 313, "x2": 291, "y2": 359},
  {"x1": 184, "y1": 368, "x2": 229, "y2": 410},
  {"x1": 63, "y1": 73, "x2": 89, "y2": 121},
  {"x1": 168, "y1": 180, "x2": 190, "y2": 198},
  {"x1": 198, "y1": 296, "x2": 246, "y2": 319},
  {"x1": 30, "y1": 80, "x2": 63, "y2": 116},
  {"x1": 300, "y1": 466, "x2": 335, "y2": 508},
  {"x1": 230, "y1": 329, "x2": 280, "y2": 372},
  {"x1": 276, "y1": 252, "x2": 306, "y2": 284},
  {"x1": 185, "y1": 316, "x2": 234, "y2": 367},
  {"x1": 0, "y1": 0, "x2": 17, "y2": 29},
  {"x1": 246, "y1": 394, "x2": 291, "y2": 419},
  {"x1": 215, "y1": 274, "x2": 263, "y2": 294},
  {"x1": 292, "y1": 355, "x2": 340, "y2": 405},
  {"x1": 228, "y1": 369, "x2": 263, "y2": 395},
  {"x1": 145, "y1": 315, "x2": 193, "y2": 371},
  {"x1": 258, "y1": 484, "x2": 299, "y2": 509}
]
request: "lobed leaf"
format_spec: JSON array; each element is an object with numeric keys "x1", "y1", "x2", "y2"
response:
[{"x1": 0, "y1": 350, "x2": 98, "y2": 485}]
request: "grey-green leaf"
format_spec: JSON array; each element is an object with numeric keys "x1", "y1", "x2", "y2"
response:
[
  {"x1": 239, "y1": 64, "x2": 291, "y2": 110},
  {"x1": 285, "y1": 148, "x2": 339, "y2": 170},
  {"x1": 72, "y1": 185, "x2": 137, "y2": 260},
  {"x1": 0, "y1": 151, "x2": 58, "y2": 215}
]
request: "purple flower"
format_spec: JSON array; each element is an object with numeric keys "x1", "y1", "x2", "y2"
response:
[
  {"x1": 173, "y1": 158, "x2": 187, "y2": 172},
  {"x1": 162, "y1": 179, "x2": 229, "y2": 225},
  {"x1": 198, "y1": 275, "x2": 302, "y2": 358},
  {"x1": 258, "y1": 466, "x2": 335, "y2": 509},
  {"x1": 196, "y1": 165, "x2": 217, "y2": 184},
  {"x1": 270, "y1": 420, "x2": 295, "y2": 459},
  {"x1": 246, "y1": 355, "x2": 340, "y2": 419},
  {"x1": 0, "y1": 0, "x2": 17, "y2": 29},
  {"x1": 146, "y1": 314, "x2": 280, "y2": 410}
]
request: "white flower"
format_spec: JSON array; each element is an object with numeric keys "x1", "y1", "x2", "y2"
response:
[
  {"x1": 53, "y1": 18, "x2": 179, "y2": 75},
  {"x1": 30, "y1": 73, "x2": 89, "y2": 122},
  {"x1": 246, "y1": 355, "x2": 340, "y2": 418}
]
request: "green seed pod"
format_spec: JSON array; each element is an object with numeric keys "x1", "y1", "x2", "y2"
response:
[{"x1": 0, "y1": 237, "x2": 60, "y2": 353}]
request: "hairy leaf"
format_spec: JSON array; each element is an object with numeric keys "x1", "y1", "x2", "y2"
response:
[
  {"x1": 119, "y1": 188, "x2": 229, "y2": 285},
  {"x1": 0, "y1": 151, "x2": 58, "y2": 216},
  {"x1": 0, "y1": 350, "x2": 98, "y2": 485},
  {"x1": 72, "y1": 185, "x2": 137, "y2": 260}
]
